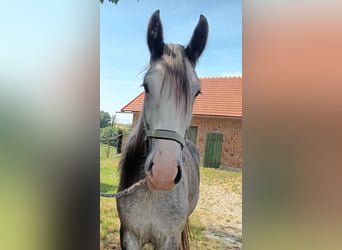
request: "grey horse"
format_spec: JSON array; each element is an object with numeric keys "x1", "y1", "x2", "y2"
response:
[{"x1": 117, "y1": 10, "x2": 208, "y2": 250}]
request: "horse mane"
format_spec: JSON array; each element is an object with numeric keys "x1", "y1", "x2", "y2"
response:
[{"x1": 118, "y1": 113, "x2": 146, "y2": 190}]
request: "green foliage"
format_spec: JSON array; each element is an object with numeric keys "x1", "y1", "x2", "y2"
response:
[
  {"x1": 100, "y1": 110, "x2": 111, "y2": 128},
  {"x1": 100, "y1": 126, "x2": 115, "y2": 138},
  {"x1": 100, "y1": 0, "x2": 139, "y2": 4},
  {"x1": 116, "y1": 123, "x2": 132, "y2": 135},
  {"x1": 99, "y1": 0, "x2": 120, "y2": 4},
  {"x1": 100, "y1": 125, "x2": 129, "y2": 147},
  {"x1": 100, "y1": 127, "x2": 117, "y2": 146}
]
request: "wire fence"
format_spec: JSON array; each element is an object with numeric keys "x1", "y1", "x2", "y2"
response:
[{"x1": 100, "y1": 134, "x2": 123, "y2": 158}]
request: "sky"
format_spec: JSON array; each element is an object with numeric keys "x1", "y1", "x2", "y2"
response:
[{"x1": 100, "y1": 0, "x2": 242, "y2": 123}]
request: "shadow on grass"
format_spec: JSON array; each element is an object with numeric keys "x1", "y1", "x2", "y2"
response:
[{"x1": 100, "y1": 182, "x2": 119, "y2": 193}]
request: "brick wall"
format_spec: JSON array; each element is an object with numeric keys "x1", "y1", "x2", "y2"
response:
[
  {"x1": 132, "y1": 112, "x2": 139, "y2": 127},
  {"x1": 191, "y1": 116, "x2": 242, "y2": 168},
  {"x1": 125, "y1": 113, "x2": 242, "y2": 168}
]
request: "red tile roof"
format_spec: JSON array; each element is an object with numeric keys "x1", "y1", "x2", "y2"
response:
[{"x1": 120, "y1": 76, "x2": 242, "y2": 117}]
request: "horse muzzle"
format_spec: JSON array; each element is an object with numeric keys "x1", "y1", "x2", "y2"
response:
[{"x1": 146, "y1": 140, "x2": 182, "y2": 191}]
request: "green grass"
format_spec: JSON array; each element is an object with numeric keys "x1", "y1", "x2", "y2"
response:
[
  {"x1": 200, "y1": 167, "x2": 242, "y2": 194},
  {"x1": 100, "y1": 143, "x2": 118, "y2": 159},
  {"x1": 100, "y1": 145, "x2": 242, "y2": 249},
  {"x1": 100, "y1": 145, "x2": 120, "y2": 249}
]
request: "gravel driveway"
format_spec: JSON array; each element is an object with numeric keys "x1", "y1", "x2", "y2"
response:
[{"x1": 195, "y1": 176, "x2": 242, "y2": 249}]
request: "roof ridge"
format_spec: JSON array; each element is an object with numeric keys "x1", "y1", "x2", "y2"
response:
[{"x1": 120, "y1": 91, "x2": 144, "y2": 112}]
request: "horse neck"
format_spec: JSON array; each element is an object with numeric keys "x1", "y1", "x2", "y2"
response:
[{"x1": 118, "y1": 114, "x2": 146, "y2": 189}]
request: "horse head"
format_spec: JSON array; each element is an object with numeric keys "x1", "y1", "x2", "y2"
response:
[{"x1": 142, "y1": 10, "x2": 208, "y2": 191}]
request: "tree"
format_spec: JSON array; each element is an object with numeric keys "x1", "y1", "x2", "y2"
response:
[
  {"x1": 100, "y1": 111, "x2": 111, "y2": 128},
  {"x1": 100, "y1": 0, "x2": 138, "y2": 4},
  {"x1": 100, "y1": 0, "x2": 120, "y2": 4}
]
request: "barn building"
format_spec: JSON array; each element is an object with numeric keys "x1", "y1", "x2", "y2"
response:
[{"x1": 120, "y1": 76, "x2": 242, "y2": 169}]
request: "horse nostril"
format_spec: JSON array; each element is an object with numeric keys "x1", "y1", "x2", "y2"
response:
[
  {"x1": 174, "y1": 165, "x2": 182, "y2": 184},
  {"x1": 148, "y1": 161, "x2": 154, "y2": 171}
]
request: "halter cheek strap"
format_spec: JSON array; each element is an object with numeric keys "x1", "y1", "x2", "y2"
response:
[{"x1": 145, "y1": 129, "x2": 185, "y2": 149}]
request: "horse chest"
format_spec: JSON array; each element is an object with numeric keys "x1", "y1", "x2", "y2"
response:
[{"x1": 117, "y1": 185, "x2": 188, "y2": 237}]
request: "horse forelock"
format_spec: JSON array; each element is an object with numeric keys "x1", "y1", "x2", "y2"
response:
[{"x1": 154, "y1": 44, "x2": 191, "y2": 115}]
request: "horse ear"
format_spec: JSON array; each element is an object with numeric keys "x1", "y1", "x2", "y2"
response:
[
  {"x1": 185, "y1": 15, "x2": 209, "y2": 65},
  {"x1": 147, "y1": 10, "x2": 164, "y2": 61}
]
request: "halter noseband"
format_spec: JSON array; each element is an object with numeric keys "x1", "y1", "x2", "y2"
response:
[{"x1": 144, "y1": 129, "x2": 185, "y2": 149}]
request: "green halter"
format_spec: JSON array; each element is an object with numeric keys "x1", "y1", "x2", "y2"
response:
[{"x1": 144, "y1": 129, "x2": 185, "y2": 149}]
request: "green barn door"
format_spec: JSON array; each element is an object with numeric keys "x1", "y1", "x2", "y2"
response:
[
  {"x1": 204, "y1": 133, "x2": 223, "y2": 168},
  {"x1": 186, "y1": 126, "x2": 198, "y2": 145}
]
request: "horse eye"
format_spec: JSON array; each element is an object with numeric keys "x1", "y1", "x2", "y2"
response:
[
  {"x1": 195, "y1": 90, "x2": 202, "y2": 97},
  {"x1": 142, "y1": 83, "x2": 149, "y2": 93}
]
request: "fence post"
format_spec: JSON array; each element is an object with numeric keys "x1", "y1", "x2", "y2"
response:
[
  {"x1": 101, "y1": 134, "x2": 121, "y2": 158},
  {"x1": 106, "y1": 141, "x2": 110, "y2": 158}
]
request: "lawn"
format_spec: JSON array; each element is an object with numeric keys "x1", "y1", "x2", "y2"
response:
[{"x1": 100, "y1": 144, "x2": 242, "y2": 249}]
